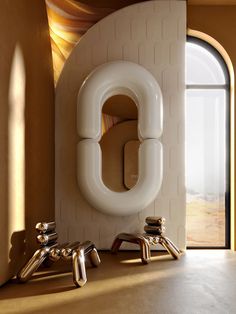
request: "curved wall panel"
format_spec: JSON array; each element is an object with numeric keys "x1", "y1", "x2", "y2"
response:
[{"x1": 56, "y1": 1, "x2": 186, "y2": 249}]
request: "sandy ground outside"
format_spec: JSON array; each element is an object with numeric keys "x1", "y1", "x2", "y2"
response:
[{"x1": 186, "y1": 196, "x2": 225, "y2": 247}]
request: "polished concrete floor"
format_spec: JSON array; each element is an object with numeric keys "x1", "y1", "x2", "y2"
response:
[{"x1": 0, "y1": 250, "x2": 236, "y2": 314}]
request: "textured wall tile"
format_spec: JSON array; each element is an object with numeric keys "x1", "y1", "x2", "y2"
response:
[
  {"x1": 98, "y1": 19, "x2": 115, "y2": 41},
  {"x1": 154, "y1": 42, "x2": 170, "y2": 65},
  {"x1": 170, "y1": 147, "x2": 184, "y2": 171},
  {"x1": 75, "y1": 198, "x2": 92, "y2": 224},
  {"x1": 115, "y1": 17, "x2": 131, "y2": 41},
  {"x1": 161, "y1": 175, "x2": 178, "y2": 198},
  {"x1": 177, "y1": 121, "x2": 185, "y2": 144},
  {"x1": 178, "y1": 18, "x2": 186, "y2": 41},
  {"x1": 177, "y1": 174, "x2": 186, "y2": 196},
  {"x1": 84, "y1": 225, "x2": 100, "y2": 247},
  {"x1": 170, "y1": 42, "x2": 184, "y2": 66},
  {"x1": 137, "y1": 2, "x2": 156, "y2": 14},
  {"x1": 77, "y1": 45, "x2": 92, "y2": 68},
  {"x1": 99, "y1": 225, "x2": 117, "y2": 249},
  {"x1": 138, "y1": 202, "x2": 155, "y2": 222},
  {"x1": 123, "y1": 43, "x2": 139, "y2": 63},
  {"x1": 68, "y1": 225, "x2": 84, "y2": 242},
  {"x1": 60, "y1": 199, "x2": 76, "y2": 224},
  {"x1": 92, "y1": 43, "x2": 108, "y2": 66},
  {"x1": 107, "y1": 41, "x2": 123, "y2": 61},
  {"x1": 56, "y1": 221, "x2": 69, "y2": 243},
  {"x1": 170, "y1": 1, "x2": 185, "y2": 15},
  {"x1": 162, "y1": 68, "x2": 178, "y2": 92},
  {"x1": 169, "y1": 93, "x2": 181, "y2": 118},
  {"x1": 91, "y1": 208, "x2": 115, "y2": 226},
  {"x1": 138, "y1": 43, "x2": 155, "y2": 66},
  {"x1": 162, "y1": 17, "x2": 178, "y2": 40},
  {"x1": 154, "y1": 198, "x2": 170, "y2": 221},
  {"x1": 131, "y1": 18, "x2": 147, "y2": 40},
  {"x1": 162, "y1": 120, "x2": 179, "y2": 145},
  {"x1": 154, "y1": 1, "x2": 170, "y2": 14},
  {"x1": 146, "y1": 17, "x2": 162, "y2": 40},
  {"x1": 169, "y1": 198, "x2": 184, "y2": 221},
  {"x1": 165, "y1": 224, "x2": 177, "y2": 244}
]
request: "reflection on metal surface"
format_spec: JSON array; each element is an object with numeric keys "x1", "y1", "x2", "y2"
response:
[
  {"x1": 61, "y1": 241, "x2": 80, "y2": 260},
  {"x1": 17, "y1": 243, "x2": 58, "y2": 282},
  {"x1": 111, "y1": 233, "x2": 151, "y2": 264},
  {"x1": 18, "y1": 221, "x2": 58, "y2": 282},
  {"x1": 111, "y1": 233, "x2": 181, "y2": 263},
  {"x1": 17, "y1": 222, "x2": 100, "y2": 287},
  {"x1": 158, "y1": 236, "x2": 181, "y2": 260},
  {"x1": 73, "y1": 241, "x2": 101, "y2": 287},
  {"x1": 111, "y1": 216, "x2": 181, "y2": 263},
  {"x1": 144, "y1": 225, "x2": 165, "y2": 235},
  {"x1": 145, "y1": 216, "x2": 166, "y2": 225},
  {"x1": 37, "y1": 232, "x2": 58, "y2": 245},
  {"x1": 36, "y1": 222, "x2": 56, "y2": 233},
  {"x1": 48, "y1": 243, "x2": 69, "y2": 262}
]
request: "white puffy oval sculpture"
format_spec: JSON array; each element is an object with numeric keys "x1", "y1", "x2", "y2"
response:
[{"x1": 77, "y1": 61, "x2": 163, "y2": 216}]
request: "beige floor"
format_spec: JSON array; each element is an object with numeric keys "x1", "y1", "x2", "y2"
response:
[{"x1": 0, "y1": 250, "x2": 236, "y2": 314}]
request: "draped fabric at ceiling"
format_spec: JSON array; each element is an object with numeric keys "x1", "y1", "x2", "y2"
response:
[{"x1": 46, "y1": 0, "x2": 122, "y2": 133}]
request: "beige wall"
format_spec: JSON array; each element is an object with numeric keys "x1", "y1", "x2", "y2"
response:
[
  {"x1": 188, "y1": 4, "x2": 236, "y2": 248},
  {"x1": 188, "y1": 5, "x2": 236, "y2": 63},
  {"x1": 0, "y1": 0, "x2": 55, "y2": 285}
]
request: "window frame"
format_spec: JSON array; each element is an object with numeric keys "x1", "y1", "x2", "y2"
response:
[{"x1": 186, "y1": 35, "x2": 231, "y2": 249}]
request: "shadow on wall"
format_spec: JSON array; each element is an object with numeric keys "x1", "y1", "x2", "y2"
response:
[{"x1": 0, "y1": 0, "x2": 55, "y2": 286}]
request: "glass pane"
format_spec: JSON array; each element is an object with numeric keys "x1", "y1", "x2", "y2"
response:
[
  {"x1": 186, "y1": 42, "x2": 226, "y2": 85},
  {"x1": 185, "y1": 89, "x2": 226, "y2": 246}
]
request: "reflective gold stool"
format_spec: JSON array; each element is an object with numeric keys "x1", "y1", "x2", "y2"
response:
[{"x1": 111, "y1": 216, "x2": 181, "y2": 264}]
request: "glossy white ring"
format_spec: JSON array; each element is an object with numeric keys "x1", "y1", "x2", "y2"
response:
[
  {"x1": 77, "y1": 61, "x2": 163, "y2": 216},
  {"x1": 77, "y1": 61, "x2": 163, "y2": 141}
]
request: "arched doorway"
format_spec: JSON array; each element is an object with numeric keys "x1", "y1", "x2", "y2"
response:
[{"x1": 186, "y1": 36, "x2": 230, "y2": 248}]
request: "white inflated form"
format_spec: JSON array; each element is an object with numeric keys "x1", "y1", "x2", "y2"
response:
[
  {"x1": 77, "y1": 61, "x2": 163, "y2": 141},
  {"x1": 77, "y1": 61, "x2": 163, "y2": 216}
]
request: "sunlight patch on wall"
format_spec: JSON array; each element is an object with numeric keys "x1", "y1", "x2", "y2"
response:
[{"x1": 8, "y1": 45, "x2": 26, "y2": 234}]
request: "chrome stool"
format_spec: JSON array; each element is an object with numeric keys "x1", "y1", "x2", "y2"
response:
[
  {"x1": 17, "y1": 222, "x2": 100, "y2": 287},
  {"x1": 111, "y1": 216, "x2": 181, "y2": 264}
]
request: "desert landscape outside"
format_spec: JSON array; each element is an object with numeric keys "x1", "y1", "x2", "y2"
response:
[{"x1": 186, "y1": 193, "x2": 225, "y2": 246}]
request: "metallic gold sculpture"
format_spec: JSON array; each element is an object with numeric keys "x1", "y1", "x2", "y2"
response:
[
  {"x1": 111, "y1": 216, "x2": 181, "y2": 264},
  {"x1": 17, "y1": 222, "x2": 101, "y2": 287}
]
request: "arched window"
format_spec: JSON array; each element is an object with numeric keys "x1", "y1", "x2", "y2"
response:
[{"x1": 185, "y1": 36, "x2": 230, "y2": 248}]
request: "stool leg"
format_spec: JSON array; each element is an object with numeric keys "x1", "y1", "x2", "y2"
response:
[
  {"x1": 111, "y1": 237, "x2": 123, "y2": 253},
  {"x1": 89, "y1": 248, "x2": 101, "y2": 267},
  {"x1": 17, "y1": 244, "x2": 57, "y2": 282},
  {"x1": 72, "y1": 241, "x2": 100, "y2": 287},
  {"x1": 72, "y1": 248, "x2": 87, "y2": 287},
  {"x1": 159, "y1": 236, "x2": 180, "y2": 259},
  {"x1": 111, "y1": 233, "x2": 151, "y2": 265},
  {"x1": 138, "y1": 238, "x2": 151, "y2": 264}
]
